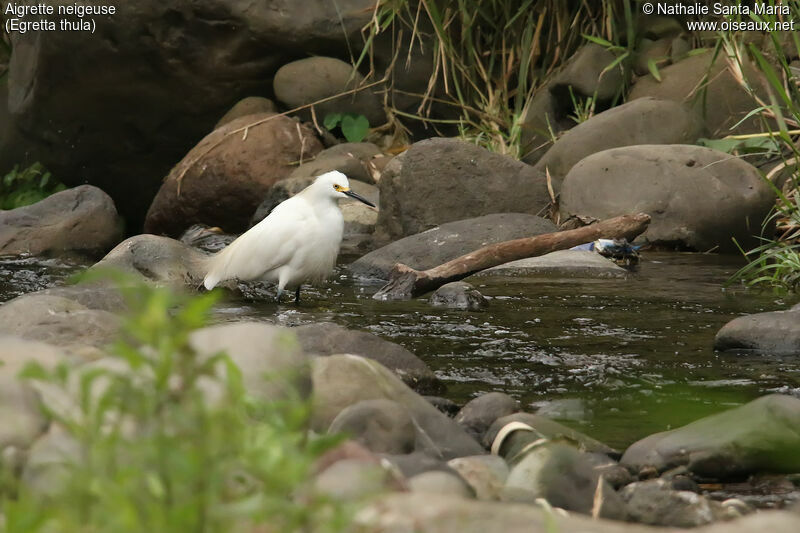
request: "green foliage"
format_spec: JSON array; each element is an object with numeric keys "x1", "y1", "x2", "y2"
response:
[
  {"x1": 1, "y1": 271, "x2": 349, "y2": 533},
  {"x1": 1, "y1": 163, "x2": 66, "y2": 210},
  {"x1": 697, "y1": 135, "x2": 782, "y2": 156},
  {"x1": 323, "y1": 112, "x2": 370, "y2": 143}
]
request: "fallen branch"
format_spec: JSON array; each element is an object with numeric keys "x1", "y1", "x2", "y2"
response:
[{"x1": 372, "y1": 213, "x2": 651, "y2": 301}]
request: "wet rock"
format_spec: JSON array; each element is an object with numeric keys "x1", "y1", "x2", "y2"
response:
[
  {"x1": 144, "y1": 113, "x2": 324, "y2": 236},
  {"x1": 455, "y1": 392, "x2": 519, "y2": 443},
  {"x1": 447, "y1": 455, "x2": 509, "y2": 501},
  {"x1": 349, "y1": 213, "x2": 557, "y2": 280},
  {"x1": 429, "y1": 282, "x2": 488, "y2": 311},
  {"x1": 273, "y1": 57, "x2": 385, "y2": 126},
  {"x1": 0, "y1": 0, "x2": 375, "y2": 227},
  {"x1": 375, "y1": 138, "x2": 550, "y2": 241},
  {"x1": 311, "y1": 354, "x2": 483, "y2": 460},
  {"x1": 560, "y1": 144, "x2": 775, "y2": 252},
  {"x1": 620, "y1": 479, "x2": 724, "y2": 527},
  {"x1": 586, "y1": 452, "x2": 634, "y2": 489},
  {"x1": 621, "y1": 394, "x2": 800, "y2": 478},
  {"x1": 487, "y1": 412, "x2": 618, "y2": 457},
  {"x1": 0, "y1": 294, "x2": 119, "y2": 358},
  {"x1": 293, "y1": 322, "x2": 441, "y2": 394},
  {"x1": 408, "y1": 470, "x2": 474, "y2": 499},
  {"x1": 328, "y1": 399, "x2": 416, "y2": 455},
  {"x1": 503, "y1": 441, "x2": 627, "y2": 519},
  {"x1": 93, "y1": 234, "x2": 208, "y2": 286},
  {"x1": 714, "y1": 307, "x2": 800, "y2": 355},
  {"x1": 532, "y1": 98, "x2": 704, "y2": 190},
  {"x1": 215, "y1": 96, "x2": 278, "y2": 128},
  {"x1": 474, "y1": 250, "x2": 627, "y2": 279},
  {"x1": 0, "y1": 185, "x2": 122, "y2": 258},
  {"x1": 424, "y1": 396, "x2": 461, "y2": 417},
  {"x1": 551, "y1": 44, "x2": 625, "y2": 102},
  {"x1": 629, "y1": 50, "x2": 767, "y2": 135},
  {"x1": 313, "y1": 458, "x2": 400, "y2": 501},
  {"x1": 189, "y1": 322, "x2": 310, "y2": 403}
]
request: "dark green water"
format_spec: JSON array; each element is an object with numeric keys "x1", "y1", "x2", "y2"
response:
[{"x1": 3, "y1": 252, "x2": 799, "y2": 451}]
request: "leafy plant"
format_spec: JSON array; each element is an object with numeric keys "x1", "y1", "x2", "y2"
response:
[
  {"x1": 1, "y1": 163, "x2": 66, "y2": 210},
  {"x1": 1, "y1": 271, "x2": 349, "y2": 533},
  {"x1": 323, "y1": 112, "x2": 370, "y2": 143}
]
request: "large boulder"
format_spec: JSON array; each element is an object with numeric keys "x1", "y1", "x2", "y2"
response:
[
  {"x1": 349, "y1": 213, "x2": 557, "y2": 280},
  {"x1": 629, "y1": 50, "x2": 766, "y2": 135},
  {"x1": 0, "y1": 0, "x2": 376, "y2": 227},
  {"x1": 311, "y1": 354, "x2": 483, "y2": 460},
  {"x1": 273, "y1": 57, "x2": 385, "y2": 126},
  {"x1": 144, "y1": 113, "x2": 323, "y2": 236},
  {"x1": 215, "y1": 96, "x2": 278, "y2": 129},
  {"x1": 533, "y1": 98, "x2": 704, "y2": 190},
  {"x1": 714, "y1": 308, "x2": 800, "y2": 355},
  {"x1": 376, "y1": 138, "x2": 551, "y2": 241},
  {"x1": 620, "y1": 479, "x2": 728, "y2": 528},
  {"x1": 559, "y1": 144, "x2": 775, "y2": 252},
  {"x1": 93, "y1": 234, "x2": 208, "y2": 285},
  {"x1": 550, "y1": 43, "x2": 625, "y2": 102},
  {"x1": 621, "y1": 394, "x2": 800, "y2": 479},
  {"x1": 0, "y1": 185, "x2": 122, "y2": 257},
  {"x1": 293, "y1": 322, "x2": 441, "y2": 394}
]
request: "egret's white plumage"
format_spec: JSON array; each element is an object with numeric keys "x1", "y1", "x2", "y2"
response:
[{"x1": 202, "y1": 171, "x2": 374, "y2": 301}]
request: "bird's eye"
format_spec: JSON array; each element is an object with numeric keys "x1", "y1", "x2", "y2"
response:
[{"x1": 333, "y1": 184, "x2": 341, "y2": 191}]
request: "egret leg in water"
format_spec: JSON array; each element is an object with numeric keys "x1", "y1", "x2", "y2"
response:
[{"x1": 202, "y1": 171, "x2": 375, "y2": 302}]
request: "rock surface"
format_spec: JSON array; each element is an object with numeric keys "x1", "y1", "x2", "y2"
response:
[
  {"x1": 93, "y1": 234, "x2": 208, "y2": 285},
  {"x1": 0, "y1": 185, "x2": 122, "y2": 257},
  {"x1": 620, "y1": 479, "x2": 724, "y2": 528},
  {"x1": 560, "y1": 144, "x2": 775, "y2": 252},
  {"x1": 144, "y1": 113, "x2": 323, "y2": 236},
  {"x1": 714, "y1": 308, "x2": 800, "y2": 355},
  {"x1": 349, "y1": 213, "x2": 557, "y2": 280},
  {"x1": 429, "y1": 282, "x2": 488, "y2": 311},
  {"x1": 487, "y1": 412, "x2": 618, "y2": 457},
  {"x1": 293, "y1": 322, "x2": 441, "y2": 394},
  {"x1": 474, "y1": 250, "x2": 627, "y2": 279},
  {"x1": 215, "y1": 96, "x2": 278, "y2": 128},
  {"x1": 328, "y1": 399, "x2": 416, "y2": 455},
  {"x1": 311, "y1": 354, "x2": 483, "y2": 460},
  {"x1": 455, "y1": 392, "x2": 519, "y2": 443},
  {"x1": 376, "y1": 138, "x2": 551, "y2": 241},
  {"x1": 621, "y1": 394, "x2": 800, "y2": 478},
  {"x1": 447, "y1": 455, "x2": 509, "y2": 501}
]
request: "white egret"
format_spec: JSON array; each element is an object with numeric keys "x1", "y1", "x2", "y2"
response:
[{"x1": 202, "y1": 171, "x2": 376, "y2": 302}]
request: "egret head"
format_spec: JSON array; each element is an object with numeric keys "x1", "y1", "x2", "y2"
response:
[{"x1": 314, "y1": 171, "x2": 376, "y2": 207}]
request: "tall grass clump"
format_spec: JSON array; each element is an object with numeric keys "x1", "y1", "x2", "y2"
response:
[
  {"x1": 720, "y1": 3, "x2": 800, "y2": 290},
  {"x1": 0, "y1": 272, "x2": 348, "y2": 533},
  {"x1": 359, "y1": 0, "x2": 633, "y2": 157}
]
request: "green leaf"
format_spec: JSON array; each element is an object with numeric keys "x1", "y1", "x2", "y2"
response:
[
  {"x1": 340, "y1": 113, "x2": 369, "y2": 143},
  {"x1": 323, "y1": 113, "x2": 343, "y2": 131},
  {"x1": 647, "y1": 58, "x2": 662, "y2": 82}
]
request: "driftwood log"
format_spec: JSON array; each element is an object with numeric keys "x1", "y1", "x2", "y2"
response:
[{"x1": 373, "y1": 213, "x2": 651, "y2": 301}]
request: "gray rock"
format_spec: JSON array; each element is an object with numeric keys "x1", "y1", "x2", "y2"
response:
[
  {"x1": 620, "y1": 479, "x2": 723, "y2": 527},
  {"x1": 313, "y1": 459, "x2": 399, "y2": 501},
  {"x1": 21, "y1": 424, "x2": 83, "y2": 499},
  {"x1": 381, "y1": 450, "x2": 453, "y2": 479},
  {"x1": 311, "y1": 354, "x2": 483, "y2": 460},
  {"x1": 273, "y1": 57, "x2": 385, "y2": 126},
  {"x1": 532, "y1": 98, "x2": 704, "y2": 190},
  {"x1": 288, "y1": 142, "x2": 383, "y2": 184},
  {"x1": 375, "y1": 138, "x2": 551, "y2": 241},
  {"x1": 35, "y1": 284, "x2": 128, "y2": 313},
  {"x1": 552, "y1": 44, "x2": 625, "y2": 101},
  {"x1": 408, "y1": 470, "x2": 474, "y2": 499},
  {"x1": 329, "y1": 399, "x2": 416, "y2": 455},
  {"x1": 429, "y1": 282, "x2": 488, "y2": 311},
  {"x1": 93, "y1": 234, "x2": 209, "y2": 286},
  {"x1": 293, "y1": 322, "x2": 441, "y2": 394},
  {"x1": 621, "y1": 394, "x2": 800, "y2": 478},
  {"x1": 447, "y1": 455, "x2": 510, "y2": 501},
  {"x1": 455, "y1": 392, "x2": 519, "y2": 443},
  {"x1": 629, "y1": 50, "x2": 767, "y2": 135},
  {"x1": 339, "y1": 201, "x2": 379, "y2": 255},
  {"x1": 144, "y1": 113, "x2": 323, "y2": 236},
  {"x1": 0, "y1": 0, "x2": 376, "y2": 227},
  {"x1": 424, "y1": 396, "x2": 461, "y2": 417},
  {"x1": 503, "y1": 441, "x2": 627, "y2": 519},
  {"x1": 350, "y1": 213, "x2": 557, "y2": 280},
  {"x1": 487, "y1": 412, "x2": 618, "y2": 457},
  {"x1": 633, "y1": 39, "x2": 672, "y2": 76},
  {"x1": 519, "y1": 88, "x2": 563, "y2": 165},
  {"x1": 0, "y1": 294, "x2": 119, "y2": 358},
  {"x1": 474, "y1": 250, "x2": 627, "y2": 279},
  {"x1": 560, "y1": 144, "x2": 775, "y2": 252},
  {"x1": 714, "y1": 308, "x2": 800, "y2": 355},
  {"x1": 215, "y1": 97, "x2": 277, "y2": 128},
  {"x1": 0, "y1": 185, "x2": 122, "y2": 258},
  {"x1": 189, "y1": 322, "x2": 310, "y2": 403}
]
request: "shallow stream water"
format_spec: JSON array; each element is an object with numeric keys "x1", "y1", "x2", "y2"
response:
[{"x1": 2, "y1": 252, "x2": 799, "y2": 452}]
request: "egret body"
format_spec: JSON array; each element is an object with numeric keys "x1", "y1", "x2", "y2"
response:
[{"x1": 202, "y1": 171, "x2": 375, "y2": 302}]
